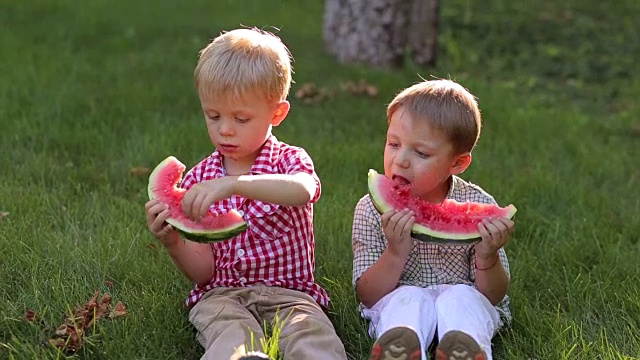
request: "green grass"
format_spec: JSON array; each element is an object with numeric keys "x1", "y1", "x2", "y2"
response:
[{"x1": 1, "y1": 0, "x2": 640, "y2": 359}]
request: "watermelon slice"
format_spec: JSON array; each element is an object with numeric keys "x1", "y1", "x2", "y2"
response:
[
  {"x1": 147, "y1": 156, "x2": 247, "y2": 243},
  {"x1": 368, "y1": 169, "x2": 517, "y2": 244}
]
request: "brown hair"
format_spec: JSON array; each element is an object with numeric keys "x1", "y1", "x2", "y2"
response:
[
  {"x1": 194, "y1": 28, "x2": 292, "y2": 103},
  {"x1": 387, "y1": 79, "x2": 482, "y2": 154}
]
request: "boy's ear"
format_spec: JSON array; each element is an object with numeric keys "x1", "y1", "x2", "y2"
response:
[
  {"x1": 450, "y1": 152, "x2": 472, "y2": 175},
  {"x1": 271, "y1": 100, "x2": 290, "y2": 126}
]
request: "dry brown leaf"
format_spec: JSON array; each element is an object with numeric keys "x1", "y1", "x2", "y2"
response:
[
  {"x1": 630, "y1": 123, "x2": 640, "y2": 137},
  {"x1": 0, "y1": 211, "x2": 8, "y2": 219},
  {"x1": 340, "y1": 80, "x2": 378, "y2": 98},
  {"x1": 295, "y1": 83, "x2": 319, "y2": 99},
  {"x1": 55, "y1": 324, "x2": 72, "y2": 337},
  {"x1": 364, "y1": 84, "x2": 378, "y2": 97},
  {"x1": 109, "y1": 302, "x2": 127, "y2": 318},
  {"x1": 24, "y1": 309, "x2": 38, "y2": 322},
  {"x1": 48, "y1": 338, "x2": 67, "y2": 348},
  {"x1": 129, "y1": 167, "x2": 152, "y2": 178},
  {"x1": 48, "y1": 289, "x2": 126, "y2": 354},
  {"x1": 295, "y1": 83, "x2": 331, "y2": 105}
]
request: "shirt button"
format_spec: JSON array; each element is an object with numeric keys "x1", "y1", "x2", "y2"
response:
[
  {"x1": 239, "y1": 277, "x2": 247, "y2": 283},
  {"x1": 263, "y1": 205, "x2": 271, "y2": 212},
  {"x1": 237, "y1": 248, "x2": 245, "y2": 257},
  {"x1": 238, "y1": 210, "x2": 245, "y2": 216}
]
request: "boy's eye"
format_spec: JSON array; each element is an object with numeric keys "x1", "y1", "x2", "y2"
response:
[
  {"x1": 207, "y1": 115, "x2": 220, "y2": 121},
  {"x1": 415, "y1": 150, "x2": 429, "y2": 158},
  {"x1": 386, "y1": 142, "x2": 399, "y2": 148},
  {"x1": 235, "y1": 117, "x2": 250, "y2": 123}
]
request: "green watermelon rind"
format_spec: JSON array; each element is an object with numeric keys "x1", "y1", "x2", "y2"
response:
[
  {"x1": 368, "y1": 169, "x2": 517, "y2": 244},
  {"x1": 148, "y1": 156, "x2": 247, "y2": 243},
  {"x1": 173, "y1": 225, "x2": 247, "y2": 243}
]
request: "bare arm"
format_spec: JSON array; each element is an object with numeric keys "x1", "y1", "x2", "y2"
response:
[
  {"x1": 164, "y1": 237, "x2": 215, "y2": 286},
  {"x1": 145, "y1": 199, "x2": 215, "y2": 285},
  {"x1": 355, "y1": 209, "x2": 415, "y2": 309},
  {"x1": 474, "y1": 252, "x2": 509, "y2": 305},
  {"x1": 356, "y1": 249, "x2": 407, "y2": 308},
  {"x1": 474, "y1": 217, "x2": 514, "y2": 305},
  {"x1": 233, "y1": 172, "x2": 317, "y2": 205},
  {"x1": 182, "y1": 172, "x2": 318, "y2": 220}
]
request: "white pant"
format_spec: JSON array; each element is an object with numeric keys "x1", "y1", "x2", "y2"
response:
[{"x1": 361, "y1": 284, "x2": 502, "y2": 360}]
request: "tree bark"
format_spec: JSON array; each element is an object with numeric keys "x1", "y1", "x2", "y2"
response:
[
  {"x1": 408, "y1": 0, "x2": 440, "y2": 67},
  {"x1": 323, "y1": 0, "x2": 439, "y2": 69}
]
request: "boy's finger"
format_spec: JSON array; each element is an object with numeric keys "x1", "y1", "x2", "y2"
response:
[
  {"x1": 482, "y1": 221, "x2": 501, "y2": 239},
  {"x1": 191, "y1": 194, "x2": 205, "y2": 221},
  {"x1": 478, "y1": 222, "x2": 491, "y2": 239},
  {"x1": 381, "y1": 210, "x2": 394, "y2": 225},
  {"x1": 181, "y1": 193, "x2": 192, "y2": 218},
  {"x1": 389, "y1": 209, "x2": 409, "y2": 223},
  {"x1": 162, "y1": 224, "x2": 173, "y2": 235},
  {"x1": 145, "y1": 199, "x2": 158, "y2": 211},
  {"x1": 401, "y1": 216, "x2": 415, "y2": 236},
  {"x1": 199, "y1": 194, "x2": 213, "y2": 220},
  {"x1": 157, "y1": 208, "x2": 171, "y2": 223},
  {"x1": 498, "y1": 218, "x2": 515, "y2": 233},
  {"x1": 153, "y1": 209, "x2": 169, "y2": 227},
  {"x1": 146, "y1": 203, "x2": 164, "y2": 225},
  {"x1": 396, "y1": 210, "x2": 413, "y2": 227}
]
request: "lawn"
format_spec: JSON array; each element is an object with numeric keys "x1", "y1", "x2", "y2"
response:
[{"x1": 1, "y1": 0, "x2": 640, "y2": 359}]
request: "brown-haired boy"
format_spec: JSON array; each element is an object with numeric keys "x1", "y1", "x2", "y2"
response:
[{"x1": 352, "y1": 79, "x2": 515, "y2": 360}]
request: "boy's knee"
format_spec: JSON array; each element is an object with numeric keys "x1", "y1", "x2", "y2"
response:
[
  {"x1": 388, "y1": 286, "x2": 432, "y2": 305},
  {"x1": 436, "y1": 284, "x2": 480, "y2": 305},
  {"x1": 278, "y1": 310, "x2": 347, "y2": 359}
]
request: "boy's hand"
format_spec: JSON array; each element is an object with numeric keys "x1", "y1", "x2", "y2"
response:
[
  {"x1": 475, "y1": 217, "x2": 514, "y2": 258},
  {"x1": 381, "y1": 209, "x2": 415, "y2": 261},
  {"x1": 182, "y1": 177, "x2": 235, "y2": 221},
  {"x1": 145, "y1": 199, "x2": 180, "y2": 248}
]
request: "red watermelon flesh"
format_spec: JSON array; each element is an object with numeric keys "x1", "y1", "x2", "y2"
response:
[
  {"x1": 147, "y1": 156, "x2": 247, "y2": 242},
  {"x1": 368, "y1": 169, "x2": 517, "y2": 243}
]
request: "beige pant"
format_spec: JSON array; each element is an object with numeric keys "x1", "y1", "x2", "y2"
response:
[{"x1": 188, "y1": 285, "x2": 348, "y2": 360}]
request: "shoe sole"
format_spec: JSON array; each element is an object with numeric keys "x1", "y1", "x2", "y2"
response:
[
  {"x1": 435, "y1": 330, "x2": 486, "y2": 360},
  {"x1": 369, "y1": 326, "x2": 422, "y2": 360}
]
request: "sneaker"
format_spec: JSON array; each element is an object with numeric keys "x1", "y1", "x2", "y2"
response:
[
  {"x1": 435, "y1": 330, "x2": 486, "y2": 360},
  {"x1": 231, "y1": 351, "x2": 270, "y2": 360},
  {"x1": 369, "y1": 326, "x2": 422, "y2": 360}
]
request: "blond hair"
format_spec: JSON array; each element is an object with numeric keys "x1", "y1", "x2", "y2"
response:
[
  {"x1": 194, "y1": 28, "x2": 292, "y2": 102},
  {"x1": 387, "y1": 80, "x2": 482, "y2": 154}
]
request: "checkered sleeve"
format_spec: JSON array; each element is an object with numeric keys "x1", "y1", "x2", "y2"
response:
[
  {"x1": 279, "y1": 147, "x2": 321, "y2": 203},
  {"x1": 179, "y1": 157, "x2": 209, "y2": 190},
  {"x1": 352, "y1": 195, "x2": 386, "y2": 288}
]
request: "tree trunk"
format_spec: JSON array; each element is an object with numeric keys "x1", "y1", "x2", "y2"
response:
[
  {"x1": 408, "y1": 0, "x2": 440, "y2": 67},
  {"x1": 323, "y1": 0, "x2": 439, "y2": 69}
]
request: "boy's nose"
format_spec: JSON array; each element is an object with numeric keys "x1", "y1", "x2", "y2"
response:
[
  {"x1": 218, "y1": 121, "x2": 234, "y2": 136},
  {"x1": 394, "y1": 150, "x2": 410, "y2": 168}
]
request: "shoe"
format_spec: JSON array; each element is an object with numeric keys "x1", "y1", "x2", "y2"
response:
[
  {"x1": 232, "y1": 351, "x2": 270, "y2": 360},
  {"x1": 435, "y1": 330, "x2": 486, "y2": 360},
  {"x1": 369, "y1": 326, "x2": 422, "y2": 360}
]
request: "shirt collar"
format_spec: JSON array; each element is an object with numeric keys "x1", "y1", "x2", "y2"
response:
[
  {"x1": 445, "y1": 175, "x2": 458, "y2": 199},
  {"x1": 210, "y1": 135, "x2": 279, "y2": 176},
  {"x1": 248, "y1": 135, "x2": 279, "y2": 175}
]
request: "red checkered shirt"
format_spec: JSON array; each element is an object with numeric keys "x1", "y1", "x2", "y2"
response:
[{"x1": 179, "y1": 135, "x2": 329, "y2": 308}]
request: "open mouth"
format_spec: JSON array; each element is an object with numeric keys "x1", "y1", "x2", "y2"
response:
[{"x1": 392, "y1": 175, "x2": 411, "y2": 186}]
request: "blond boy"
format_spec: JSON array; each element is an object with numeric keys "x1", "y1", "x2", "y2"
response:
[
  {"x1": 145, "y1": 28, "x2": 347, "y2": 360},
  {"x1": 352, "y1": 80, "x2": 515, "y2": 360}
]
